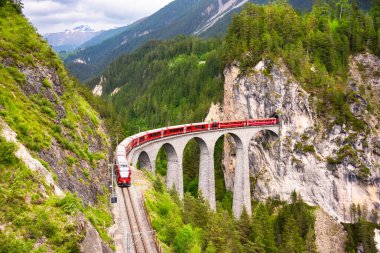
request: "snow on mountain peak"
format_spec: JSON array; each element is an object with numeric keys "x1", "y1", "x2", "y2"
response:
[{"x1": 64, "y1": 25, "x2": 95, "y2": 34}]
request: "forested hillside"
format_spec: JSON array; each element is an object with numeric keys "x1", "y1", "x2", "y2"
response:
[
  {"x1": 65, "y1": 0, "x2": 373, "y2": 82},
  {"x1": 0, "y1": 1, "x2": 113, "y2": 251},
  {"x1": 146, "y1": 177, "x2": 318, "y2": 252},
  {"x1": 89, "y1": 37, "x2": 225, "y2": 136},
  {"x1": 224, "y1": 0, "x2": 380, "y2": 131}
]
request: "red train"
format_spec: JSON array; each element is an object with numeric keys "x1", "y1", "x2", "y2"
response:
[
  {"x1": 115, "y1": 146, "x2": 131, "y2": 187},
  {"x1": 116, "y1": 117, "x2": 279, "y2": 187}
]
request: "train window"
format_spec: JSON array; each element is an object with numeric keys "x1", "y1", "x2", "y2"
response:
[{"x1": 120, "y1": 165, "x2": 129, "y2": 171}]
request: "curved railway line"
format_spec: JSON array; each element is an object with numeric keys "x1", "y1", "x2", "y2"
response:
[{"x1": 121, "y1": 187, "x2": 158, "y2": 253}]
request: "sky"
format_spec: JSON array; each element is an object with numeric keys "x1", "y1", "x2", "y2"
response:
[{"x1": 22, "y1": 0, "x2": 174, "y2": 34}]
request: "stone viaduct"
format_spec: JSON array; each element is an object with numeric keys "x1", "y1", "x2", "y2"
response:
[{"x1": 125, "y1": 125, "x2": 280, "y2": 218}]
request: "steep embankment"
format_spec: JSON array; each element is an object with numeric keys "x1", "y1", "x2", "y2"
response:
[
  {"x1": 0, "y1": 2, "x2": 112, "y2": 251},
  {"x1": 217, "y1": 55, "x2": 380, "y2": 222}
]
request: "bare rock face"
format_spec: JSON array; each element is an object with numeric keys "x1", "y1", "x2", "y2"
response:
[
  {"x1": 315, "y1": 209, "x2": 347, "y2": 253},
  {"x1": 375, "y1": 229, "x2": 380, "y2": 252},
  {"x1": 212, "y1": 55, "x2": 380, "y2": 222},
  {"x1": 77, "y1": 213, "x2": 113, "y2": 253}
]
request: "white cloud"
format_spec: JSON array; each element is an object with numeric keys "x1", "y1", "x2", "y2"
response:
[{"x1": 22, "y1": 0, "x2": 174, "y2": 34}]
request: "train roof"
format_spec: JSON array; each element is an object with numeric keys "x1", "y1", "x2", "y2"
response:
[
  {"x1": 247, "y1": 117, "x2": 276, "y2": 120},
  {"x1": 116, "y1": 155, "x2": 129, "y2": 166},
  {"x1": 145, "y1": 129, "x2": 164, "y2": 134},
  {"x1": 165, "y1": 124, "x2": 186, "y2": 130},
  {"x1": 116, "y1": 146, "x2": 125, "y2": 154},
  {"x1": 186, "y1": 122, "x2": 209, "y2": 126}
]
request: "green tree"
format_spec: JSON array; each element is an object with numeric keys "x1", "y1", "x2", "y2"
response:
[
  {"x1": 251, "y1": 203, "x2": 278, "y2": 253},
  {"x1": 281, "y1": 216, "x2": 304, "y2": 252}
]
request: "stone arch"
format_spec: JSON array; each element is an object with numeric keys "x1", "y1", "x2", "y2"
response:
[
  {"x1": 137, "y1": 151, "x2": 151, "y2": 171},
  {"x1": 157, "y1": 143, "x2": 181, "y2": 194},
  {"x1": 213, "y1": 132, "x2": 244, "y2": 185},
  {"x1": 248, "y1": 129, "x2": 281, "y2": 200},
  {"x1": 213, "y1": 132, "x2": 248, "y2": 217},
  {"x1": 249, "y1": 128, "x2": 279, "y2": 140},
  {"x1": 212, "y1": 134, "x2": 233, "y2": 210},
  {"x1": 182, "y1": 137, "x2": 216, "y2": 207}
]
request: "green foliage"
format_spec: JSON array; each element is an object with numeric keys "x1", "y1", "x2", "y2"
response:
[
  {"x1": 88, "y1": 37, "x2": 224, "y2": 136},
  {"x1": 173, "y1": 225, "x2": 202, "y2": 253},
  {"x1": 0, "y1": 6, "x2": 107, "y2": 164},
  {"x1": 146, "y1": 174, "x2": 317, "y2": 253},
  {"x1": 183, "y1": 139, "x2": 200, "y2": 197},
  {"x1": 224, "y1": 2, "x2": 379, "y2": 130},
  {"x1": 294, "y1": 142, "x2": 315, "y2": 154},
  {"x1": 55, "y1": 193, "x2": 83, "y2": 215},
  {"x1": 42, "y1": 77, "x2": 52, "y2": 88},
  {"x1": 0, "y1": 137, "x2": 83, "y2": 252},
  {"x1": 0, "y1": 136, "x2": 17, "y2": 166},
  {"x1": 344, "y1": 219, "x2": 379, "y2": 253},
  {"x1": 155, "y1": 147, "x2": 168, "y2": 176},
  {"x1": 0, "y1": 5, "x2": 113, "y2": 250}
]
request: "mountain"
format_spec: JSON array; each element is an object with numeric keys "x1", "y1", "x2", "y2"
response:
[
  {"x1": 66, "y1": 0, "x2": 338, "y2": 82},
  {"x1": 79, "y1": 25, "x2": 130, "y2": 49},
  {"x1": 44, "y1": 25, "x2": 101, "y2": 52},
  {"x1": 0, "y1": 2, "x2": 114, "y2": 251}
]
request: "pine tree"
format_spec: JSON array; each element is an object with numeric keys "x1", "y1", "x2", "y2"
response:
[
  {"x1": 238, "y1": 207, "x2": 251, "y2": 245},
  {"x1": 304, "y1": 227, "x2": 318, "y2": 253},
  {"x1": 251, "y1": 204, "x2": 278, "y2": 253},
  {"x1": 281, "y1": 216, "x2": 304, "y2": 252}
]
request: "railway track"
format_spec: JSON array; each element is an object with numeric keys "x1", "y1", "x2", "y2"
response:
[{"x1": 121, "y1": 187, "x2": 157, "y2": 253}]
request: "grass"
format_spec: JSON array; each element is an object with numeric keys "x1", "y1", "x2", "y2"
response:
[
  {"x1": 0, "y1": 4, "x2": 113, "y2": 250},
  {"x1": 0, "y1": 136, "x2": 83, "y2": 252}
]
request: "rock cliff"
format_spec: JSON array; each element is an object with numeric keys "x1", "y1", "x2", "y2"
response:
[{"x1": 209, "y1": 55, "x2": 380, "y2": 223}]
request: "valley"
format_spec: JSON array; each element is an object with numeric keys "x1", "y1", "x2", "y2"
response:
[{"x1": 1, "y1": 0, "x2": 380, "y2": 252}]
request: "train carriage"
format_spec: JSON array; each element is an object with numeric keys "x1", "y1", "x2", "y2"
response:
[
  {"x1": 218, "y1": 120, "x2": 246, "y2": 129},
  {"x1": 185, "y1": 122, "x2": 210, "y2": 133},
  {"x1": 163, "y1": 125, "x2": 186, "y2": 137},
  {"x1": 246, "y1": 118, "x2": 278, "y2": 126}
]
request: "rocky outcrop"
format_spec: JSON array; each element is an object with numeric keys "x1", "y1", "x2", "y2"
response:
[
  {"x1": 315, "y1": 209, "x2": 347, "y2": 253},
  {"x1": 375, "y1": 229, "x2": 380, "y2": 252},
  {"x1": 77, "y1": 213, "x2": 113, "y2": 253},
  {"x1": 210, "y1": 55, "x2": 380, "y2": 222},
  {"x1": 0, "y1": 119, "x2": 63, "y2": 196},
  {"x1": 93, "y1": 76, "x2": 106, "y2": 97}
]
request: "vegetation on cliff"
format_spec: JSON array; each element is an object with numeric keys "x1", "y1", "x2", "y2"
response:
[
  {"x1": 224, "y1": 0, "x2": 380, "y2": 131},
  {"x1": 0, "y1": 1, "x2": 113, "y2": 250}
]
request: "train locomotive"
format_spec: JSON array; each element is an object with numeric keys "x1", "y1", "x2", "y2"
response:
[
  {"x1": 115, "y1": 117, "x2": 279, "y2": 187},
  {"x1": 115, "y1": 146, "x2": 131, "y2": 187}
]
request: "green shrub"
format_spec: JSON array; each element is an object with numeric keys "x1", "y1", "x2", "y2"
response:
[
  {"x1": 55, "y1": 193, "x2": 83, "y2": 215},
  {"x1": 67, "y1": 155, "x2": 77, "y2": 166},
  {"x1": 0, "y1": 136, "x2": 17, "y2": 166},
  {"x1": 294, "y1": 142, "x2": 315, "y2": 154},
  {"x1": 83, "y1": 168, "x2": 90, "y2": 180},
  {"x1": 42, "y1": 78, "x2": 52, "y2": 88}
]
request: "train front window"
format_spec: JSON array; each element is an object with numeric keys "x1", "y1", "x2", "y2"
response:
[{"x1": 119, "y1": 165, "x2": 129, "y2": 177}]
